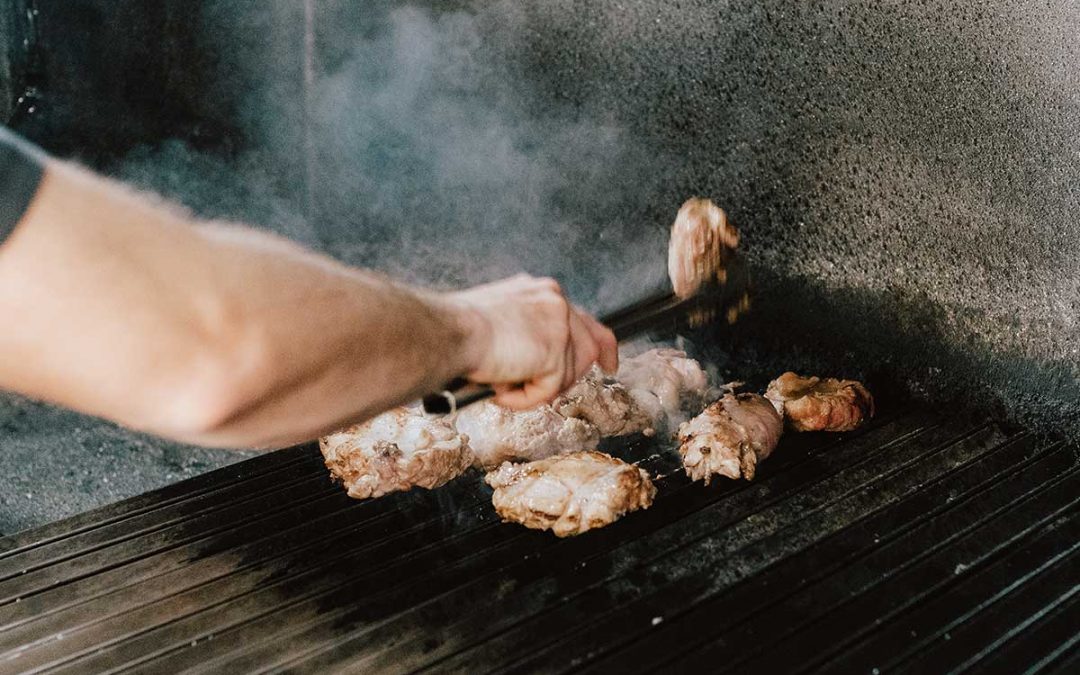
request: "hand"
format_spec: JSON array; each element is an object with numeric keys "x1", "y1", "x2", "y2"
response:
[{"x1": 445, "y1": 274, "x2": 618, "y2": 410}]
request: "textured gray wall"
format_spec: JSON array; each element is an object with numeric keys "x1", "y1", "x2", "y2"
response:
[
  {"x1": 1, "y1": 0, "x2": 1078, "y2": 532},
  {"x1": 402, "y1": 0, "x2": 1080, "y2": 432},
  {"x1": 409, "y1": 1, "x2": 1080, "y2": 432}
]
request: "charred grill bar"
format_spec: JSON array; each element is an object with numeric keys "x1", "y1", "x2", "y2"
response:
[{"x1": 0, "y1": 403, "x2": 1076, "y2": 672}]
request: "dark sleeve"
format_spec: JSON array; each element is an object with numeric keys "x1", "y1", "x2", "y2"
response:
[{"x1": 0, "y1": 126, "x2": 45, "y2": 246}]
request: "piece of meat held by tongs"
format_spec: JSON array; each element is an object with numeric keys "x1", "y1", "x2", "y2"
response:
[
  {"x1": 668, "y1": 197, "x2": 741, "y2": 300},
  {"x1": 423, "y1": 197, "x2": 749, "y2": 415}
]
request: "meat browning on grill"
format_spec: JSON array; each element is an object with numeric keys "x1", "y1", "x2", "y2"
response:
[
  {"x1": 455, "y1": 353, "x2": 702, "y2": 470},
  {"x1": 765, "y1": 372, "x2": 875, "y2": 432},
  {"x1": 667, "y1": 197, "x2": 740, "y2": 299},
  {"x1": 455, "y1": 401, "x2": 600, "y2": 469},
  {"x1": 618, "y1": 348, "x2": 709, "y2": 423},
  {"x1": 320, "y1": 408, "x2": 474, "y2": 500},
  {"x1": 678, "y1": 393, "x2": 784, "y2": 482},
  {"x1": 484, "y1": 451, "x2": 656, "y2": 537},
  {"x1": 554, "y1": 366, "x2": 655, "y2": 437}
]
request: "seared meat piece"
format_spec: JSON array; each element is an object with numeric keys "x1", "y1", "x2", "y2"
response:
[
  {"x1": 320, "y1": 408, "x2": 473, "y2": 500},
  {"x1": 618, "y1": 348, "x2": 709, "y2": 423},
  {"x1": 555, "y1": 367, "x2": 655, "y2": 437},
  {"x1": 456, "y1": 352, "x2": 704, "y2": 470},
  {"x1": 765, "y1": 372, "x2": 875, "y2": 432},
  {"x1": 455, "y1": 401, "x2": 600, "y2": 469},
  {"x1": 485, "y1": 451, "x2": 656, "y2": 537},
  {"x1": 667, "y1": 197, "x2": 740, "y2": 298},
  {"x1": 678, "y1": 393, "x2": 784, "y2": 482}
]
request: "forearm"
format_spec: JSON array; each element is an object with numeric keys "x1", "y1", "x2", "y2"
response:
[
  {"x1": 181, "y1": 225, "x2": 484, "y2": 447},
  {"x1": 0, "y1": 161, "x2": 478, "y2": 448},
  {"x1": 170, "y1": 226, "x2": 479, "y2": 447}
]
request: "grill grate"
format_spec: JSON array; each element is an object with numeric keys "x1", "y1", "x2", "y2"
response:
[{"x1": 0, "y1": 405, "x2": 1075, "y2": 673}]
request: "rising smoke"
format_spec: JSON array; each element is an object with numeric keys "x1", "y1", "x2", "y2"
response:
[{"x1": 119, "y1": 4, "x2": 675, "y2": 311}]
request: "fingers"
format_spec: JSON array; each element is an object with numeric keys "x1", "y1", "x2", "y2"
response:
[
  {"x1": 491, "y1": 382, "x2": 532, "y2": 410},
  {"x1": 575, "y1": 306, "x2": 618, "y2": 374},
  {"x1": 497, "y1": 304, "x2": 616, "y2": 410},
  {"x1": 493, "y1": 373, "x2": 564, "y2": 410},
  {"x1": 464, "y1": 273, "x2": 620, "y2": 410},
  {"x1": 565, "y1": 309, "x2": 595, "y2": 388}
]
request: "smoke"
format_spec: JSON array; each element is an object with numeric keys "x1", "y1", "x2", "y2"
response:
[{"x1": 118, "y1": 4, "x2": 674, "y2": 312}]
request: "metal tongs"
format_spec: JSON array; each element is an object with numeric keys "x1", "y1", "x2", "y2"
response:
[{"x1": 422, "y1": 254, "x2": 751, "y2": 415}]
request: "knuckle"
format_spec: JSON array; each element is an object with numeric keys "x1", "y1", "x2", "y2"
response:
[{"x1": 539, "y1": 277, "x2": 562, "y2": 293}]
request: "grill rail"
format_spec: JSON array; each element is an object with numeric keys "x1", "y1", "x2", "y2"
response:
[{"x1": 0, "y1": 406, "x2": 1075, "y2": 673}]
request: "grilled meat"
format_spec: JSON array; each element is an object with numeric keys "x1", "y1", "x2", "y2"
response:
[
  {"x1": 456, "y1": 352, "x2": 702, "y2": 470},
  {"x1": 765, "y1": 372, "x2": 875, "y2": 432},
  {"x1": 485, "y1": 451, "x2": 656, "y2": 537},
  {"x1": 618, "y1": 348, "x2": 709, "y2": 423},
  {"x1": 667, "y1": 197, "x2": 740, "y2": 299},
  {"x1": 678, "y1": 393, "x2": 783, "y2": 482},
  {"x1": 555, "y1": 366, "x2": 655, "y2": 437},
  {"x1": 320, "y1": 408, "x2": 474, "y2": 500},
  {"x1": 454, "y1": 401, "x2": 600, "y2": 469}
]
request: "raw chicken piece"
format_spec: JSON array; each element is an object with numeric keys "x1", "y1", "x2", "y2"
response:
[
  {"x1": 618, "y1": 348, "x2": 709, "y2": 423},
  {"x1": 485, "y1": 451, "x2": 656, "y2": 537},
  {"x1": 455, "y1": 401, "x2": 600, "y2": 469},
  {"x1": 678, "y1": 393, "x2": 783, "y2": 483},
  {"x1": 667, "y1": 197, "x2": 740, "y2": 298},
  {"x1": 765, "y1": 372, "x2": 875, "y2": 432},
  {"x1": 555, "y1": 367, "x2": 655, "y2": 437},
  {"x1": 320, "y1": 408, "x2": 474, "y2": 500}
]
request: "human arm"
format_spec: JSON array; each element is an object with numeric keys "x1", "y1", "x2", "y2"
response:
[{"x1": 0, "y1": 158, "x2": 615, "y2": 449}]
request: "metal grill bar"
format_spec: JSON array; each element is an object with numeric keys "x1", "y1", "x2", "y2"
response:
[
  {"x1": 678, "y1": 445, "x2": 1080, "y2": 670},
  {"x1": 53, "y1": 425, "x2": 858, "y2": 673},
  {"x1": 0, "y1": 472, "x2": 340, "y2": 606},
  {"x1": 1019, "y1": 613, "x2": 1080, "y2": 675},
  {"x1": 143, "y1": 414, "x2": 939, "y2": 673},
  {"x1": 0, "y1": 455, "x2": 329, "y2": 583},
  {"x1": 579, "y1": 433, "x2": 1066, "y2": 674},
  {"x1": 688, "y1": 470, "x2": 1080, "y2": 673},
  {"x1": 406, "y1": 419, "x2": 993, "y2": 669},
  {"x1": 0, "y1": 486, "x2": 492, "y2": 663},
  {"x1": 0, "y1": 446, "x2": 315, "y2": 559},
  {"x1": 0, "y1": 405, "x2": 1072, "y2": 674},
  {"x1": 874, "y1": 528, "x2": 1080, "y2": 674},
  {"x1": 30, "y1": 412, "x2": 926, "y2": 673}
]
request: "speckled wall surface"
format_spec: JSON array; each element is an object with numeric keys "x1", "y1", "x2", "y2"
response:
[
  {"x1": 501, "y1": 1, "x2": 1080, "y2": 429},
  {"x1": 1, "y1": 0, "x2": 1077, "y2": 531}
]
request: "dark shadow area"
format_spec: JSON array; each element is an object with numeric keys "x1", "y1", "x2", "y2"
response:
[
  {"x1": 698, "y1": 267, "x2": 1079, "y2": 439},
  {"x1": 10, "y1": 1, "x2": 239, "y2": 160}
]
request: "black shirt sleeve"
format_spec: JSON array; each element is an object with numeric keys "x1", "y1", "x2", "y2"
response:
[{"x1": 0, "y1": 126, "x2": 44, "y2": 246}]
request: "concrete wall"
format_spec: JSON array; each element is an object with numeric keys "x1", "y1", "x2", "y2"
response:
[{"x1": 493, "y1": 1, "x2": 1080, "y2": 431}]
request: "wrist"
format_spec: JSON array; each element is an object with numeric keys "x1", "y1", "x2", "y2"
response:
[{"x1": 434, "y1": 291, "x2": 491, "y2": 381}]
